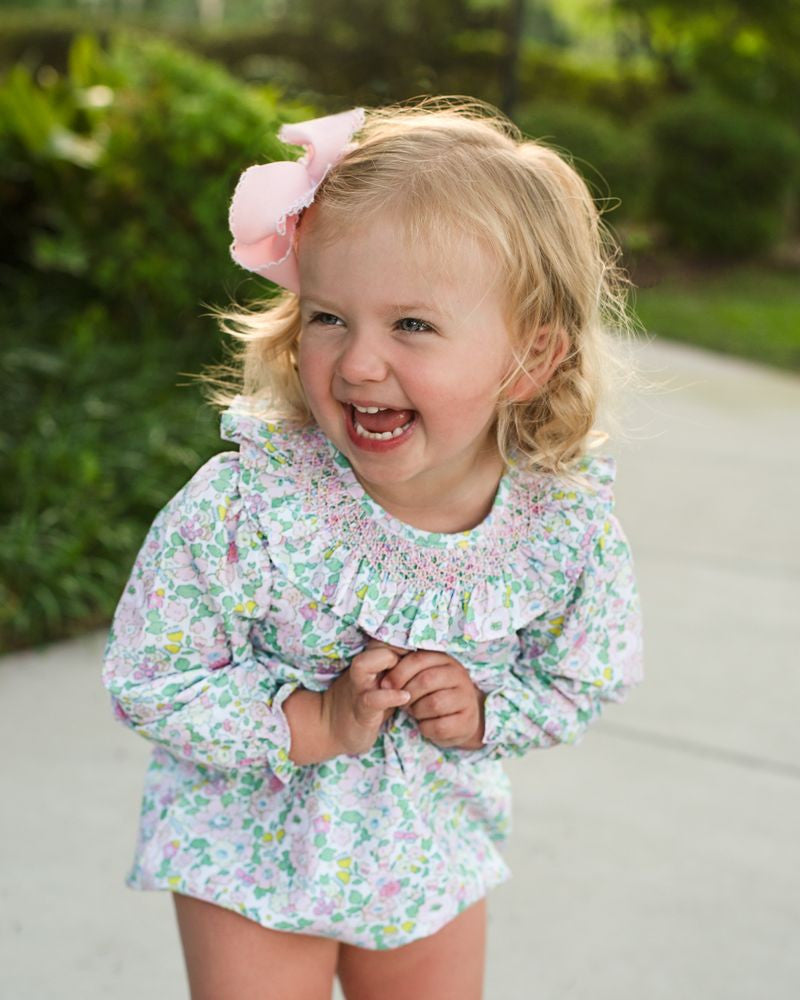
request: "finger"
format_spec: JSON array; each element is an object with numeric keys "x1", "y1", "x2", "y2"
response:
[
  {"x1": 390, "y1": 664, "x2": 463, "y2": 699},
  {"x1": 382, "y1": 651, "x2": 454, "y2": 689},
  {"x1": 361, "y1": 687, "x2": 411, "y2": 713},
  {"x1": 418, "y1": 711, "x2": 470, "y2": 745},
  {"x1": 366, "y1": 637, "x2": 409, "y2": 656},
  {"x1": 352, "y1": 646, "x2": 400, "y2": 683},
  {"x1": 406, "y1": 688, "x2": 464, "y2": 720}
]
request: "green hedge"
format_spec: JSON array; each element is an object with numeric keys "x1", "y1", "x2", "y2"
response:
[
  {"x1": 517, "y1": 42, "x2": 660, "y2": 120},
  {"x1": 515, "y1": 100, "x2": 649, "y2": 222},
  {"x1": 647, "y1": 94, "x2": 800, "y2": 257},
  {"x1": 0, "y1": 32, "x2": 304, "y2": 652}
]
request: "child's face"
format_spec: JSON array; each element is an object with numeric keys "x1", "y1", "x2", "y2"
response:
[{"x1": 296, "y1": 208, "x2": 516, "y2": 513}]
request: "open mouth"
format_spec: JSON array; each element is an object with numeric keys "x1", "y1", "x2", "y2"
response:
[{"x1": 344, "y1": 403, "x2": 417, "y2": 446}]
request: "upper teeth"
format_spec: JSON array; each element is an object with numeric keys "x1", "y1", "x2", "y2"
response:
[{"x1": 353, "y1": 405, "x2": 388, "y2": 413}]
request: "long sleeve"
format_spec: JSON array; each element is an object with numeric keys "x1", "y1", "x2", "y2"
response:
[
  {"x1": 101, "y1": 452, "x2": 301, "y2": 784},
  {"x1": 458, "y1": 514, "x2": 643, "y2": 762}
]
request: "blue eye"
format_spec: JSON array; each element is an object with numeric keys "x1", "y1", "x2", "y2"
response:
[
  {"x1": 397, "y1": 317, "x2": 432, "y2": 333},
  {"x1": 310, "y1": 312, "x2": 343, "y2": 327}
]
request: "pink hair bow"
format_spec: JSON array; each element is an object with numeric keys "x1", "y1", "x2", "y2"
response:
[{"x1": 228, "y1": 107, "x2": 365, "y2": 294}]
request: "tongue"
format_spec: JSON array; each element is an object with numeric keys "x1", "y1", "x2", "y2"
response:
[{"x1": 355, "y1": 408, "x2": 414, "y2": 433}]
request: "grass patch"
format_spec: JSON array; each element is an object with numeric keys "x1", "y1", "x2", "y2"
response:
[{"x1": 631, "y1": 263, "x2": 800, "y2": 372}]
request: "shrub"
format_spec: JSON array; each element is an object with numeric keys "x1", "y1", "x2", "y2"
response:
[
  {"x1": 0, "y1": 32, "x2": 305, "y2": 651},
  {"x1": 518, "y1": 43, "x2": 660, "y2": 120},
  {"x1": 0, "y1": 31, "x2": 298, "y2": 338},
  {"x1": 0, "y1": 9, "x2": 100, "y2": 73},
  {"x1": 514, "y1": 100, "x2": 649, "y2": 222},
  {"x1": 647, "y1": 93, "x2": 800, "y2": 258}
]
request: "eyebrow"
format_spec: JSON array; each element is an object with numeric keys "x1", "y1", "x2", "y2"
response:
[
  {"x1": 391, "y1": 303, "x2": 444, "y2": 316},
  {"x1": 300, "y1": 295, "x2": 445, "y2": 317}
]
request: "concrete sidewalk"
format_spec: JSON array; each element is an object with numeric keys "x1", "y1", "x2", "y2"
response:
[{"x1": 1, "y1": 339, "x2": 798, "y2": 999}]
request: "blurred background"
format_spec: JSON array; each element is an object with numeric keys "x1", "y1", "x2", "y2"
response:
[{"x1": 1, "y1": 0, "x2": 799, "y2": 652}]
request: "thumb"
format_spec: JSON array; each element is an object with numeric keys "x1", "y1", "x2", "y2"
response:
[{"x1": 362, "y1": 687, "x2": 410, "y2": 712}]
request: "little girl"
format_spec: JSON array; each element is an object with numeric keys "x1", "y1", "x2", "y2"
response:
[{"x1": 102, "y1": 98, "x2": 643, "y2": 1000}]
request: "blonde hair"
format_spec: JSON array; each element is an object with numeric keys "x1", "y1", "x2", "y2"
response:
[{"x1": 201, "y1": 97, "x2": 636, "y2": 473}]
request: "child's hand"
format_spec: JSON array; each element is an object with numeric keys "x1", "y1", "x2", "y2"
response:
[
  {"x1": 321, "y1": 640, "x2": 411, "y2": 757},
  {"x1": 380, "y1": 649, "x2": 486, "y2": 750}
]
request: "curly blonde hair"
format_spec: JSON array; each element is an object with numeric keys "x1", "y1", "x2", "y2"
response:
[{"x1": 201, "y1": 97, "x2": 636, "y2": 473}]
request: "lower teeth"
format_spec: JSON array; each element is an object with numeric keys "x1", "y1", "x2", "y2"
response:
[{"x1": 354, "y1": 415, "x2": 414, "y2": 440}]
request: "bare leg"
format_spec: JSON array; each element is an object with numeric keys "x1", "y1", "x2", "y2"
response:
[
  {"x1": 336, "y1": 897, "x2": 487, "y2": 1000},
  {"x1": 172, "y1": 892, "x2": 339, "y2": 1000}
]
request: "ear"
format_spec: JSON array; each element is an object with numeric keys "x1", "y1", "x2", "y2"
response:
[{"x1": 504, "y1": 326, "x2": 570, "y2": 404}]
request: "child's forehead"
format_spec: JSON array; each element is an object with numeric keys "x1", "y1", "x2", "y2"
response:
[{"x1": 299, "y1": 204, "x2": 502, "y2": 294}]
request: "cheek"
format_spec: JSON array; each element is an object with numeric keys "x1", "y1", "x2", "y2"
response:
[
  {"x1": 456, "y1": 330, "x2": 512, "y2": 387},
  {"x1": 296, "y1": 334, "x2": 314, "y2": 372},
  {"x1": 439, "y1": 359, "x2": 507, "y2": 411},
  {"x1": 421, "y1": 376, "x2": 502, "y2": 436},
  {"x1": 297, "y1": 337, "x2": 330, "y2": 394}
]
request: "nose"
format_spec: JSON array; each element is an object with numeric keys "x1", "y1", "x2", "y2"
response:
[{"x1": 335, "y1": 326, "x2": 390, "y2": 385}]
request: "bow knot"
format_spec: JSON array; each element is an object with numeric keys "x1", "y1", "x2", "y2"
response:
[{"x1": 228, "y1": 108, "x2": 365, "y2": 294}]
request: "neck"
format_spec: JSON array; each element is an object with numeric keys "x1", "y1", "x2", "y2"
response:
[{"x1": 354, "y1": 448, "x2": 506, "y2": 533}]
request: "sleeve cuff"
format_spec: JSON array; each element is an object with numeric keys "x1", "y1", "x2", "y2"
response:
[
  {"x1": 255, "y1": 681, "x2": 302, "y2": 785},
  {"x1": 437, "y1": 688, "x2": 507, "y2": 764}
]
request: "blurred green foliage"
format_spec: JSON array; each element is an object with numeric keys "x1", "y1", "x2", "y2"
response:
[
  {"x1": 0, "y1": 32, "x2": 299, "y2": 652},
  {"x1": 515, "y1": 100, "x2": 650, "y2": 221},
  {"x1": 648, "y1": 94, "x2": 800, "y2": 256},
  {"x1": 1, "y1": 31, "x2": 295, "y2": 332},
  {"x1": 610, "y1": 0, "x2": 800, "y2": 119},
  {"x1": 0, "y1": 2, "x2": 659, "y2": 117}
]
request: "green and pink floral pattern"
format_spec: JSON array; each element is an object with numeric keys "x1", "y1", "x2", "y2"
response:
[{"x1": 102, "y1": 396, "x2": 643, "y2": 949}]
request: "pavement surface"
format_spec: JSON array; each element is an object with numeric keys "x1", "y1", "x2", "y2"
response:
[{"x1": 1, "y1": 338, "x2": 799, "y2": 999}]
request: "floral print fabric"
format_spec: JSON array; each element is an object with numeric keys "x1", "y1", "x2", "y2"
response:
[{"x1": 102, "y1": 396, "x2": 643, "y2": 949}]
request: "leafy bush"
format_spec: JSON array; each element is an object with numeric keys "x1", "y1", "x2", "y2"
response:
[
  {"x1": 1, "y1": 31, "x2": 298, "y2": 336},
  {"x1": 647, "y1": 94, "x2": 800, "y2": 257},
  {"x1": 0, "y1": 6, "x2": 662, "y2": 121},
  {"x1": 0, "y1": 9, "x2": 104, "y2": 73},
  {"x1": 515, "y1": 100, "x2": 649, "y2": 222},
  {"x1": 518, "y1": 42, "x2": 660, "y2": 120},
  {"x1": 0, "y1": 32, "x2": 304, "y2": 652}
]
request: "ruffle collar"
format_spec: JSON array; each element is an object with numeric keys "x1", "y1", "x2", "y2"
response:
[{"x1": 220, "y1": 398, "x2": 616, "y2": 650}]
